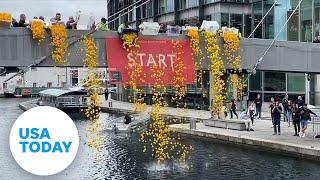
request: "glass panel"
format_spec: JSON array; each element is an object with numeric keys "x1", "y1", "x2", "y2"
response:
[
  {"x1": 180, "y1": 0, "x2": 187, "y2": 9},
  {"x1": 253, "y1": 1, "x2": 263, "y2": 38},
  {"x1": 188, "y1": 0, "x2": 199, "y2": 8},
  {"x1": 249, "y1": 71, "x2": 262, "y2": 91},
  {"x1": 221, "y1": 13, "x2": 229, "y2": 27},
  {"x1": 274, "y1": 0, "x2": 290, "y2": 40},
  {"x1": 287, "y1": 73, "x2": 305, "y2": 92},
  {"x1": 230, "y1": 14, "x2": 243, "y2": 34},
  {"x1": 287, "y1": 0, "x2": 299, "y2": 41},
  {"x1": 264, "y1": 0, "x2": 274, "y2": 39},
  {"x1": 301, "y1": 0, "x2": 313, "y2": 42},
  {"x1": 264, "y1": 71, "x2": 286, "y2": 91},
  {"x1": 315, "y1": 0, "x2": 320, "y2": 37},
  {"x1": 167, "y1": 0, "x2": 174, "y2": 12},
  {"x1": 243, "y1": 14, "x2": 252, "y2": 37}
]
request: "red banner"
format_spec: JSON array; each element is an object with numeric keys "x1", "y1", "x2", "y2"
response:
[{"x1": 106, "y1": 37, "x2": 195, "y2": 85}]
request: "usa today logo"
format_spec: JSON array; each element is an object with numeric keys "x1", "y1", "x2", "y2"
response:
[{"x1": 10, "y1": 106, "x2": 79, "y2": 176}]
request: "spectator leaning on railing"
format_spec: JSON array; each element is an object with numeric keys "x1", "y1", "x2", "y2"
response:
[
  {"x1": 97, "y1": 18, "x2": 109, "y2": 31},
  {"x1": 66, "y1": 16, "x2": 77, "y2": 29}
]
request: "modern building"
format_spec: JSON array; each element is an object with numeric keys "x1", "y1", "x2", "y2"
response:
[
  {"x1": 0, "y1": 67, "x2": 107, "y2": 96},
  {"x1": 107, "y1": 0, "x2": 320, "y2": 106}
]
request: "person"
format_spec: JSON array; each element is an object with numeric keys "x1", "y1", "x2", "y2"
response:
[
  {"x1": 117, "y1": 22, "x2": 131, "y2": 34},
  {"x1": 159, "y1": 23, "x2": 167, "y2": 33},
  {"x1": 12, "y1": 18, "x2": 18, "y2": 27},
  {"x1": 97, "y1": 18, "x2": 109, "y2": 31},
  {"x1": 39, "y1": 16, "x2": 45, "y2": 22},
  {"x1": 66, "y1": 16, "x2": 77, "y2": 29},
  {"x1": 287, "y1": 100, "x2": 293, "y2": 127},
  {"x1": 299, "y1": 104, "x2": 317, "y2": 137},
  {"x1": 181, "y1": 23, "x2": 189, "y2": 35},
  {"x1": 124, "y1": 113, "x2": 132, "y2": 124},
  {"x1": 249, "y1": 103, "x2": 255, "y2": 125},
  {"x1": 298, "y1": 96, "x2": 304, "y2": 109},
  {"x1": 313, "y1": 36, "x2": 320, "y2": 43},
  {"x1": 282, "y1": 94, "x2": 289, "y2": 122},
  {"x1": 272, "y1": 101, "x2": 282, "y2": 135},
  {"x1": 269, "y1": 97, "x2": 275, "y2": 125},
  {"x1": 104, "y1": 88, "x2": 109, "y2": 101},
  {"x1": 291, "y1": 103, "x2": 301, "y2": 136},
  {"x1": 229, "y1": 100, "x2": 238, "y2": 119},
  {"x1": 18, "y1": 14, "x2": 28, "y2": 27},
  {"x1": 223, "y1": 104, "x2": 228, "y2": 118},
  {"x1": 254, "y1": 94, "x2": 262, "y2": 120},
  {"x1": 50, "y1": 13, "x2": 63, "y2": 25},
  {"x1": 239, "y1": 109, "x2": 254, "y2": 131}
]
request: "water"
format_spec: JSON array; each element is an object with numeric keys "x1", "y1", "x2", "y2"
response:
[{"x1": 1, "y1": 98, "x2": 320, "y2": 180}]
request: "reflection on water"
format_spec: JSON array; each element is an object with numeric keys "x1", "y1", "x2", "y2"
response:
[{"x1": 1, "y1": 98, "x2": 320, "y2": 180}]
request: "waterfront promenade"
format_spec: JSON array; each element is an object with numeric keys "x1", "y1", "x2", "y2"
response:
[
  {"x1": 19, "y1": 96, "x2": 320, "y2": 161},
  {"x1": 99, "y1": 96, "x2": 320, "y2": 161}
]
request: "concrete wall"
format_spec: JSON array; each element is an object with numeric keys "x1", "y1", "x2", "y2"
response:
[{"x1": 1, "y1": 28, "x2": 320, "y2": 73}]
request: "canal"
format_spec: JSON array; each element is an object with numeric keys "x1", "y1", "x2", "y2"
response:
[{"x1": 1, "y1": 98, "x2": 320, "y2": 180}]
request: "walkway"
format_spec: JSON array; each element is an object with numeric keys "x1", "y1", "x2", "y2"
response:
[{"x1": 100, "y1": 96, "x2": 320, "y2": 160}]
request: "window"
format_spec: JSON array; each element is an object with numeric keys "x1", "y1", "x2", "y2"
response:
[
  {"x1": 3, "y1": 83, "x2": 7, "y2": 89},
  {"x1": 33, "y1": 83, "x2": 37, "y2": 87},
  {"x1": 253, "y1": 1, "x2": 262, "y2": 38},
  {"x1": 230, "y1": 14, "x2": 243, "y2": 34},
  {"x1": 287, "y1": 73, "x2": 305, "y2": 92},
  {"x1": 221, "y1": 13, "x2": 229, "y2": 27},
  {"x1": 47, "y1": 82, "x2": 52, "y2": 88},
  {"x1": 315, "y1": 0, "x2": 320, "y2": 36},
  {"x1": 249, "y1": 71, "x2": 262, "y2": 91},
  {"x1": 301, "y1": 0, "x2": 313, "y2": 42},
  {"x1": 264, "y1": 72, "x2": 286, "y2": 91}
]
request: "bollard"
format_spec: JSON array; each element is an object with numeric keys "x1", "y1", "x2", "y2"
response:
[
  {"x1": 108, "y1": 101, "x2": 113, "y2": 107},
  {"x1": 190, "y1": 118, "x2": 196, "y2": 129}
]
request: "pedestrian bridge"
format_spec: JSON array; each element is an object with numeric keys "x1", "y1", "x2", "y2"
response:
[{"x1": 1, "y1": 28, "x2": 320, "y2": 73}]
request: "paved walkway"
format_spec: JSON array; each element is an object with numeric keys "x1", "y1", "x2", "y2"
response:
[
  {"x1": 100, "y1": 95, "x2": 272, "y2": 120},
  {"x1": 100, "y1": 96, "x2": 320, "y2": 160}
]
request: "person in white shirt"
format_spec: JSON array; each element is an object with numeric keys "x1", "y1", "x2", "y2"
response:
[{"x1": 239, "y1": 109, "x2": 254, "y2": 131}]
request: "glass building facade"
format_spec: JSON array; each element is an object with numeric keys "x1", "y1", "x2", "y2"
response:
[{"x1": 107, "y1": 0, "x2": 319, "y2": 105}]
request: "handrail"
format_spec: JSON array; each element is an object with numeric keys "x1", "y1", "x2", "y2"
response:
[{"x1": 108, "y1": 0, "x2": 151, "y2": 25}]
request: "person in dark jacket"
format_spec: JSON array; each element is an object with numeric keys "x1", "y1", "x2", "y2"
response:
[
  {"x1": 299, "y1": 104, "x2": 317, "y2": 137},
  {"x1": 18, "y1": 14, "x2": 28, "y2": 27},
  {"x1": 291, "y1": 103, "x2": 301, "y2": 136},
  {"x1": 297, "y1": 96, "x2": 304, "y2": 109},
  {"x1": 229, "y1": 100, "x2": 238, "y2": 119},
  {"x1": 272, "y1": 101, "x2": 282, "y2": 135},
  {"x1": 66, "y1": 16, "x2": 77, "y2": 29},
  {"x1": 104, "y1": 88, "x2": 109, "y2": 100},
  {"x1": 254, "y1": 94, "x2": 262, "y2": 120},
  {"x1": 124, "y1": 113, "x2": 132, "y2": 124},
  {"x1": 282, "y1": 94, "x2": 289, "y2": 122},
  {"x1": 269, "y1": 97, "x2": 275, "y2": 124}
]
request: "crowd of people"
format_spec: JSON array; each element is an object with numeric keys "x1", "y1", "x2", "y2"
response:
[
  {"x1": 10, "y1": 13, "x2": 110, "y2": 31},
  {"x1": 225, "y1": 93, "x2": 318, "y2": 137}
]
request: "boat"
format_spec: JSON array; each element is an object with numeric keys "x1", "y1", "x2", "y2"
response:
[{"x1": 38, "y1": 87, "x2": 88, "y2": 115}]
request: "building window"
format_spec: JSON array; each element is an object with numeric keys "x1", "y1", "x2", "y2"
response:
[
  {"x1": 301, "y1": 0, "x2": 313, "y2": 42},
  {"x1": 47, "y1": 82, "x2": 52, "y2": 88},
  {"x1": 230, "y1": 14, "x2": 243, "y2": 34},
  {"x1": 221, "y1": 13, "x2": 229, "y2": 27},
  {"x1": 253, "y1": 1, "x2": 263, "y2": 38},
  {"x1": 287, "y1": 73, "x2": 305, "y2": 92},
  {"x1": 249, "y1": 71, "x2": 262, "y2": 91},
  {"x1": 315, "y1": 0, "x2": 320, "y2": 37},
  {"x1": 33, "y1": 83, "x2": 37, "y2": 87},
  {"x1": 264, "y1": 71, "x2": 286, "y2": 91},
  {"x1": 3, "y1": 82, "x2": 7, "y2": 89}
]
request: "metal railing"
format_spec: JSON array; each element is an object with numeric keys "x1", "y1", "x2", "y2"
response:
[{"x1": 311, "y1": 116, "x2": 320, "y2": 135}]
